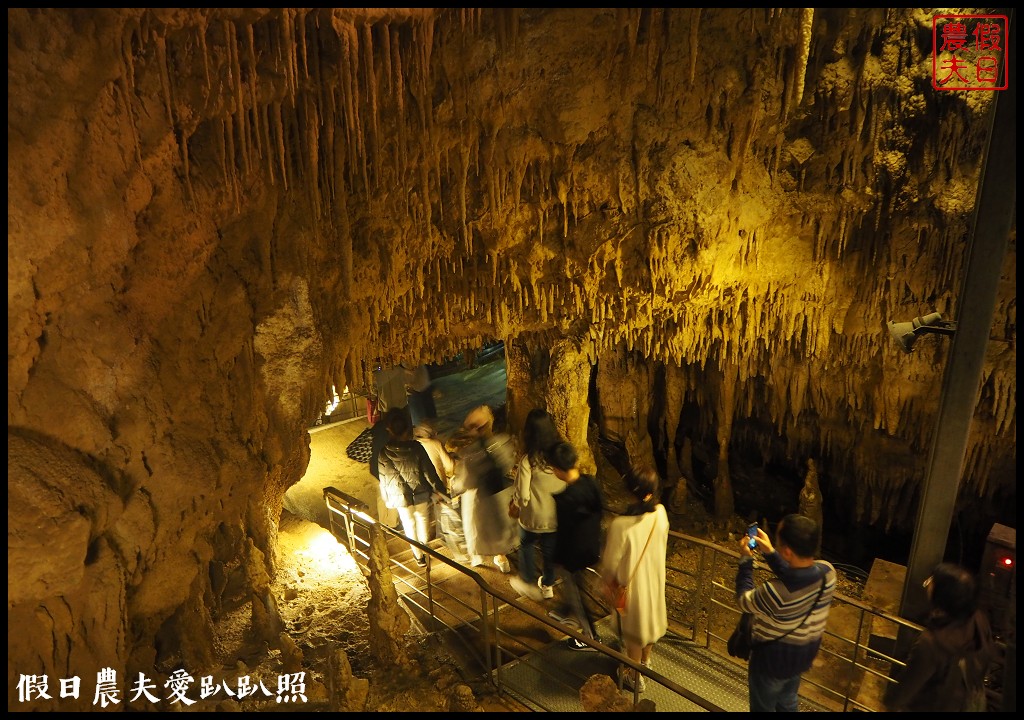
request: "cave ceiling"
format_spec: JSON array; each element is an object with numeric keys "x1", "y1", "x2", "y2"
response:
[{"x1": 6, "y1": 8, "x2": 1015, "y2": 708}]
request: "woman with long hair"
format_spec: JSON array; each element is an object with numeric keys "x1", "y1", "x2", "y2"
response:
[
  {"x1": 883, "y1": 562, "x2": 995, "y2": 712},
  {"x1": 510, "y1": 408, "x2": 567, "y2": 598},
  {"x1": 599, "y1": 466, "x2": 669, "y2": 693}
]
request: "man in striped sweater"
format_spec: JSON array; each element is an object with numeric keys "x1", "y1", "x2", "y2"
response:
[{"x1": 736, "y1": 514, "x2": 837, "y2": 712}]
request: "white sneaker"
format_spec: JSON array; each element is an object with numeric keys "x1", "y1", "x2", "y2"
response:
[
  {"x1": 617, "y1": 665, "x2": 646, "y2": 693},
  {"x1": 537, "y1": 577, "x2": 554, "y2": 599},
  {"x1": 493, "y1": 556, "x2": 511, "y2": 573},
  {"x1": 547, "y1": 608, "x2": 580, "y2": 628},
  {"x1": 510, "y1": 575, "x2": 544, "y2": 601},
  {"x1": 469, "y1": 555, "x2": 485, "y2": 567}
]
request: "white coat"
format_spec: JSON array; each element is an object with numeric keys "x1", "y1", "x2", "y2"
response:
[{"x1": 600, "y1": 505, "x2": 669, "y2": 647}]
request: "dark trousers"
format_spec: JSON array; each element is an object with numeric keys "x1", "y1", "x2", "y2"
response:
[{"x1": 518, "y1": 528, "x2": 558, "y2": 587}]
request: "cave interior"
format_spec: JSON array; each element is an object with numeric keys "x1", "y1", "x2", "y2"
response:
[{"x1": 7, "y1": 7, "x2": 1015, "y2": 712}]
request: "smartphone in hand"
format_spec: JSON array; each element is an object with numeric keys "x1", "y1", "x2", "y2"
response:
[{"x1": 747, "y1": 523, "x2": 758, "y2": 550}]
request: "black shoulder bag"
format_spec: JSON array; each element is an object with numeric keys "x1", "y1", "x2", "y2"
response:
[
  {"x1": 478, "y1": 442, "x2": 511, "y2": 497},
  {"x1": 729, "y1": 569, "x2": 827, "y2": 661}
]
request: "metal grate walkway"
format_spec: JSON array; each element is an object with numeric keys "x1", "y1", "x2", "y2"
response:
[
  {"x1": 496, "y1": 617, "x2": 833, "y2": 712},
  {"x1": 324, "y1": 487, "x2": 905, "y2": 713}
]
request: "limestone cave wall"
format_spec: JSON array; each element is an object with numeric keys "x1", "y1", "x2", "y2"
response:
[{"x1": 7, "y1": 7, "x2": 1015, "y2": 710}]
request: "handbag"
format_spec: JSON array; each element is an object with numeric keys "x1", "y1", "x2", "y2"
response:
[
  {"x1": 727, "y1": 612, "x2": 755, "y2": 660},
  {"x1": 729, "y1": 570, "x2": 827, "y2": 661},
  {"x1": 479, "y1": 442, "x2": 512, "y2": 497},
  {"x1": 605, "y1": 516, "x2": 657, "y2": 613},
  {"x1": 605, "y1": 578, "x2": 627, "y2": 611}
]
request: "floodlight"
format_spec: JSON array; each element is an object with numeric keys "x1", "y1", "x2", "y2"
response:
[{"x1": 887, "y1": 312, "x2": 957, "y2": 353}]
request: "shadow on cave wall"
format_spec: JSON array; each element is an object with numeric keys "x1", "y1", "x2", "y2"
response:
[
  {"x1": 586, "y1": 357, "x2": 1009, "y2": 577},
  {"x1": 591, "y1": 386, "x2": 918, "y2": 575}
]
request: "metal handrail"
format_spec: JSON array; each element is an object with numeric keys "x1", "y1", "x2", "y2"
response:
[
  {"x1": 664, "y1": 530, "x2": 923, "y2": 712},
  {"x1": 322, "y1": 486, "x2": 919, "y2": 711}
]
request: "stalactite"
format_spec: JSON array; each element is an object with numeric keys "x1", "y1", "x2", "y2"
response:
[
  {"x1": 413, "y1": 19, "x2": 430, "y2": 135},
  {"x1": 247, "y1": 25, "x2": 263, "y2": 166},
  {"x1": 225, "y1": 20, "x2": 251, "y2": 178},
  {"x1": 350, "y1": 26, "x2": 370, "y2": 196},
  {"x1": 261, "y1": 102, "x2": 275, "y2": 185},
  {"x1": 226, "y1": 113, "x2": 241, "y2": 210},
  {"x1": 290, "y1": 10, "x2": 304, "y2": 102},
  {"x1": 436, "y1": 147, "x2": 450, "y2": 229},
  {"x1": 305, "y1": 94, "x2": 321, "y2": 218},
  {"x1": 153, "y1": 34, "x2": 175, "y2": 128},
  {"x1": 837, "y1": 212, "x2": 848, "y2": 258},
  {"x1": 795, "y1": 8, "x2": 814, "y2": 108},
  {"x1": 273, "y1": 101, "x2": 288, "y2": 191},
  {"x1": 310, "y1": 24, "x2": 327, "y2": 134},
  {"x1": 336, "y1": 20, "x2": 355, "y2": 181},
  {"x1": 117, "y1": 30, "x2": 143, "y2": 167},
  {"x1": 215, "y1": 115, "x2": 229, "y2": 195},
  {"x1": 296, "y1": 8, "x2": 310, "y2": 82},
  {"x1": 116, "y1": 77, "x2": 142, "y2": 167},
  {"x1": 556, "y1": 177, "x2": 570, "y2": 237},
  {"x1": 281, "y1": 9, "x2": 296, "y2": 101},
  {"x1": 362, "y1": 22, "x2": 380, "y2": 188},
  {"x1": 198, "y1": 17, "x2": 211, "y2": 91}
]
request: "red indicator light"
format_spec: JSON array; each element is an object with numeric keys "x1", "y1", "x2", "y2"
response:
[{"x1": 1001, "y1": 557, "x2": 1014, "y2": 568}]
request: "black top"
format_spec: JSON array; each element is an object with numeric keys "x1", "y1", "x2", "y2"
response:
[
  {"x1": 553, "y1": 473, "x2": 603, "y2": 572},
  {"x1": 378, "y1": 439, "x2": 445, "y2": 507},
  {"x1": 883, "y1": 609, "x2": 995, "y2": 712},
  {"x1": 368, "y1": 418, "x2": 391, "y2": 479}
]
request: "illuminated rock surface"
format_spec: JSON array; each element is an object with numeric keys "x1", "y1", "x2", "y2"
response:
[{"x1": 7, "y1": 8, "x2": 1014, "y2": 711}]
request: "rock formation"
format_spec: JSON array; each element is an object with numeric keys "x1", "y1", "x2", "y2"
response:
[
  {"x1": 7, "y1": 8, "x2": 1015, "y2": 711},
  {"x1": 326, "y1": 646, "x2": 370, "y2": 712},
  {"x1": 365, "y1": 526, "x2": 412, "y2": 668},
  {"x1": 800, "y1": 458, "x2": 825, "y2": 555},
  {"x1": 579, "y1": 673, "x2": 635, "y2": 712}
]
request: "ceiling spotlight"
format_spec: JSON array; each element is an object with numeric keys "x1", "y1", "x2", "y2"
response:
[{"x1": 887, "y1": 312, "x2": 957, "y2": 353}]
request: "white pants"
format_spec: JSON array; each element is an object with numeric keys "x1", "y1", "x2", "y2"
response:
[
  {"x1": 376, "y1": 477, "x2": 399, "y2": 528},
  {"x1": 396, "y1": 502, "x2": 432, "y2": 560}
]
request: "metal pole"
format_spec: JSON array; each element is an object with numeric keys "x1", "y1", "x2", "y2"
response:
[{"x1": 898, "y1": 18, "x2": 1016, "y2": 623}]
